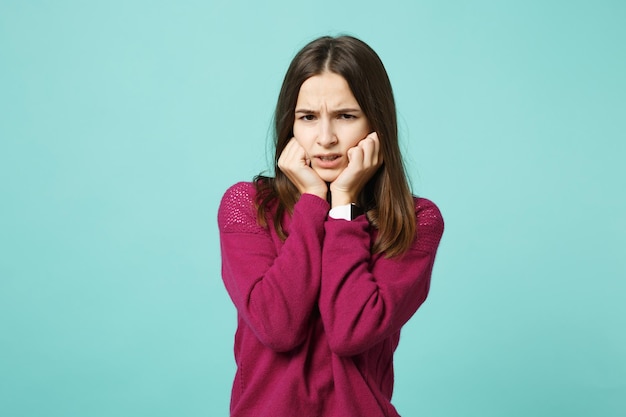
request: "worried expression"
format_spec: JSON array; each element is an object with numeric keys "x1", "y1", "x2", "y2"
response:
[{"x1": 293, "y1": 71, "x2": 371, "y2": 183}]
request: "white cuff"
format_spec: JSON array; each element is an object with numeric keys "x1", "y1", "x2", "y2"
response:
[{"x1": 329, "y1": 204, "x2": 357, "y2": 221}]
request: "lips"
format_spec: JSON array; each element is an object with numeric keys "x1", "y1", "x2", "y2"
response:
[{"x1": 314, "y1": 153, "x2": 342, "y2": 169}]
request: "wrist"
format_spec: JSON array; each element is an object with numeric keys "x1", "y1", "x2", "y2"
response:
[
  {"x1": 329, "y1": 189, "x2": 356, "y2": 208},
  {"x1": 302, "y1": 185, "x2": 328, "y2": 201}
]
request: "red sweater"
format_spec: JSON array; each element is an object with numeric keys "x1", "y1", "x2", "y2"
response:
[{"x1": 218, "y1": 182, "x2": 444, "y2": 417}]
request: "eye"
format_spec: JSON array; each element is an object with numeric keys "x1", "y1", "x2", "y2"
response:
[
  {"x1": 339, "y1": 113, "x2": 356, "y2": 120},
  {"x1": 299, "y1": 114, "x2": 316, "y2": 121}
]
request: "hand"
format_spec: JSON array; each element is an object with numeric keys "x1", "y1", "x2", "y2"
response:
[
  {"x1": 330, "y1": 132, "x2": 383, "y2": 207},
  {"x1": 278, "y1": 138, "x2": 328, "y2": 200}
]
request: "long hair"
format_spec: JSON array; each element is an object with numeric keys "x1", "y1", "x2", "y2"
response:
[{"x1": 255, "y1": 35, "x2": 416, "y2": 257}]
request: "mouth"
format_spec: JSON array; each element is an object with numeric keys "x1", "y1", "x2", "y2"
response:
[
  {"x1": 315, "y1": 154, "x2": 341, "y2": 162},
  {"x1": 313, "y1": 153, "x2": 343, "y2": 169}
]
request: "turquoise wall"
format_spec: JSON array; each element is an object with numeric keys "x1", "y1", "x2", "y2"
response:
[{"x1": 1, "y1": 1, "x2": 624, "y2": 416}]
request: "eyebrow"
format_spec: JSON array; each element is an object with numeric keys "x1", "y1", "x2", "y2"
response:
[{"x1": 295, "y1": 108, "x2": 362, "y2": 114}]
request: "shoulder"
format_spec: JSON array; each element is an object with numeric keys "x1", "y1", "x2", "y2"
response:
[
  {"x1": 414, "y1": 197, "x2": 444, "y2": 227},
  {"x1": 412, "y1": 197, "x2": 445, "y2": 252},
  {"x1": 218, "y1": 182, "x2": 264, "y2": 234},
  {"x1": 219, "y1": 181, "x2": 257, "y2": 209}
]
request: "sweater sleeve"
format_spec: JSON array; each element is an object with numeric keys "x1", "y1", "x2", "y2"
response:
[
  {"x1": 218, "y1": 182, "x2": 329, "y2": 352},
  {"x1": 319, "y1": 198, "x2": 444, "y2": 356}
]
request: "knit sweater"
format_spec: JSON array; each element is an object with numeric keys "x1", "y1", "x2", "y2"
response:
[{"x1": 218, "y1": 181, "x2": 444, "y2": 417}]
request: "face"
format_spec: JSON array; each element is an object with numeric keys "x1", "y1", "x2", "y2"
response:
[{"x1": 293, "y1": 71, "x2": 371, "y2": 183}]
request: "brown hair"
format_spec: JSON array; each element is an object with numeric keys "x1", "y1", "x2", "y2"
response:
[{"x1": 254, "y1": 35, "x2": 416, "y2": 257}]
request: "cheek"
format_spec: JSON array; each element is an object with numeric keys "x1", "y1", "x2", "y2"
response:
[
  {"x1": 292, "y1": 123, "x2": 302, "y2": 140},
  {"x1": 349, "y1": 132, "x2": 364, "y2": 147},
  {"x1": 293, "y1": 125, "x2": 313, "y2": 148},
  {"x1": 341, "y1": 124, "x2": 370, "y2": 147}
]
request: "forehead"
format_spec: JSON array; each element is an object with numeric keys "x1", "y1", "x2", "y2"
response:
[{"x1": 296, "y1": 72, "x2": 359, "y2": 108}]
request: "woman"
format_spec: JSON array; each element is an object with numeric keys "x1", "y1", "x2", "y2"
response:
[{"x1": 218, "y1": 35, "x2": 444, "y2": 417}]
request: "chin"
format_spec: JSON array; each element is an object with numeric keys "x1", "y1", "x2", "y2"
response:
[
  {"x1": 313, "y1": 166, "x2": 345, "y2": 183},
  {"x1": 315, "y1": 166, "x2": 346, "y2": 183},
  {"x1": 317, "y1": 171, "x2": 340, "y2": 183}
]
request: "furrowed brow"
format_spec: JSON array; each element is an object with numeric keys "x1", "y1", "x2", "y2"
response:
[
  {"x1": 295, "y1": 107, "x2": 362, "y2": 114},
  {"x1": 332, "y1": 108, "x2": 361, "y2": 114},
  {"x1": 295, "y1": 108, "x2": 317, "y2": 114}
]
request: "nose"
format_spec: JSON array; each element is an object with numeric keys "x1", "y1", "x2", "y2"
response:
[{"x1": 317, "y1": 118, "x2": 337, "y2": 147}]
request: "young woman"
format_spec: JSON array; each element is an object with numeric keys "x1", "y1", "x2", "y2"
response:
[{"x1": 218, "y1": 35, "x2": 444, "y2": 417}]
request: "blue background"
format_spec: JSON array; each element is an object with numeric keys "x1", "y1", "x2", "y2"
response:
[{"x1": 1, "y1": 1, "x2": 624, "y2": 416}]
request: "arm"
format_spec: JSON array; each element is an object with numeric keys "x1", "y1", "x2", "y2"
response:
[
  {"x1": 319, "y1": 199, "x2": 444, "y2": 356},
  {"x1": 218, "y1": 182, "x2": 329, "y2": 352}
]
